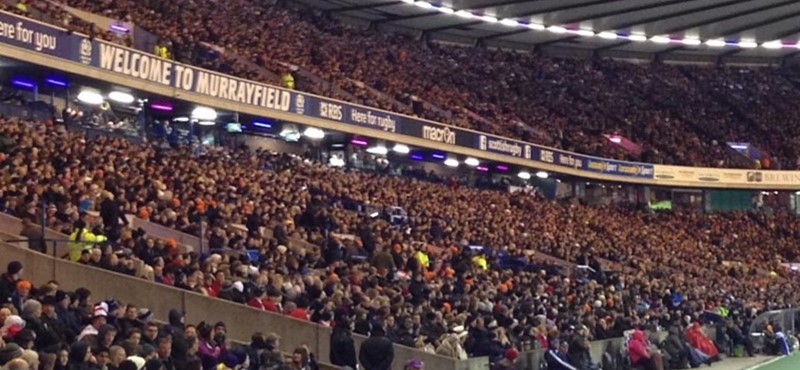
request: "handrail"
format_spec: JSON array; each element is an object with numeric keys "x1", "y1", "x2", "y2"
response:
[{"x1": 0, "y1": 235, "x2": 487, "y2": 370}]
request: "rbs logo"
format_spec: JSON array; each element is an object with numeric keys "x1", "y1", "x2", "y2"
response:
[
  {"x1": 540, "y1": 150, "x2": 555, "y2": 163},
  {"x1": 320, "y1": 102, "x2": 343, "y2": 121}
]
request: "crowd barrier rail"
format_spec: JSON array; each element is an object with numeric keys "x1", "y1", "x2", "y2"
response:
[{"x1": 0, "y1": 214, "x2": 489, "y2": 370}]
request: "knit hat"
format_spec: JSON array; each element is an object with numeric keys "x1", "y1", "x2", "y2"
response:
[
  {"x1": 404, "y1": 358, "x2": 424, "y2": 369},
  {"x1": 6, "y1": 261, "x2": 22, "y2": 275},
  {"x1": 55, "y1": 290, "x2": 68, "y2": 303},
  {"x1": 505, "y1": 348, "x2": 519, "y2": 361},
  {"x1": 127, "y1": 356, "x2": 146, "y2": 370},
  {"x1": 0, "y1": 343, "x2": 23, "y2": 365}
]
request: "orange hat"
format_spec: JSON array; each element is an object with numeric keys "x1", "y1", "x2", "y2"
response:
[
  {"x1": 442, "y1": 302, "x2": 451, "y2": 313},
  {"x1": 138, "y1": 207, "x2": 150, "y2": 219},
  {"x1": 498, "y1": 284, "x2": 509, "y2": 294},
  {"x1": 443, "y1": 267, "x2": 455, "y2": 278},
  {"x1": 393, "y1": 244, "x2": 402, "y2": 253},
  {"x1": 166, "y1": 239, "x2": 177, "y2": 248},
  {"x1": 171, "y1": 198, "x2": 181, "y2": 207},
  {"x1": 328, "y1": 273, "x2": 339, "y2": 281}
]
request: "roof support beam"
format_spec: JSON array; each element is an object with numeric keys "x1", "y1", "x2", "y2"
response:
[
  {"x1": 477, "y1": 28, "x2": 531, "y2": 42},
  {"x1": 706, "y1": 8, "x2": 800, "y2": 39},
  {"x1": 376, "y1": 10, "x2": 440, "y2": 25},
  {"x1": 508, "y1": 0, "x2": 621, "y2": 19},
  {"x1": 560, "y1": 0, "x2": 694, "y2": 25},
  {"x1": 328, "y1": 1, "x2": 402, "y2": 13},
  {"x1": 422, "y1": 20, "x2": 483, "y2": 34},
  {"x1": 526, "y1": 0, "x2": 746, "y2": 52}
]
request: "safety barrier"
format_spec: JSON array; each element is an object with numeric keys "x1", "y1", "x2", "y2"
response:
[{"x1": 0, "y1": 218, "x2": 489, "y2": 370}]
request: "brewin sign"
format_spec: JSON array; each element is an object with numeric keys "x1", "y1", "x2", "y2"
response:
[{"x1": 747, "y1": 171, "x2": 800, "y2": 185}]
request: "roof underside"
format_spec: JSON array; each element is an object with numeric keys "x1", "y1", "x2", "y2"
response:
[{"x1": 291, "y1": 0, "x2": 800, "y2": 64}]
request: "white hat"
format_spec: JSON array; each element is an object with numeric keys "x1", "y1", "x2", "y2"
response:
[
  {"x1": 233, "y1": 281, "x2": 244, "y2": 293},
  {"x1": 127, "y1": 356, "x2": 145, "y2": 370}
]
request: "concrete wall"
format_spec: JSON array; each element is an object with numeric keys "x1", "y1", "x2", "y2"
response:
[{"x1": 0, "y1": 238, "x2": 487, "y2": 370}]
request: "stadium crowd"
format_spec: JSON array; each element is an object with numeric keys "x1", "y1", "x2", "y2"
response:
[
  {"x1": 11, "y1": 0, "x2": 800, "y2": 168},
  {"x1": 0, "y1": 267, "x2": 334, "y2": 370},
  {"x1": 0, "y1": 116, "x2": 798, "y2": 369}
]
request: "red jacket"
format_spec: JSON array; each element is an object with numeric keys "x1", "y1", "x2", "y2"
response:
[{"x1": 628, "y1": 330, "x2": 650, "y2": 365}]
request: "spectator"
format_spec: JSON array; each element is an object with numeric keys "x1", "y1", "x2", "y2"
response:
[
  {"x1": 0, "y1": 262, "x2": 23, "y2": 304},
  {"x1": 546, "y1": 338, "x2": 575, "y2": 370},
  {"x1": 359, "y1": 324, "x2": 393, "y2": 370},
  {"x1": 492, "y1": 348, "x2": 519, "y2": 370},
  {"x1": 329, "y1": 319, "x2": 356, "y2": 370}
]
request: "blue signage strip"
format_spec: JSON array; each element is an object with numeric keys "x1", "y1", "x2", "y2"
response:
[
  {"x1": 0, "y1": 10, "x2": 654, "y2": 181},
  {"x1": 0, "y1": 11, "x2": 81, "y2": 60}
]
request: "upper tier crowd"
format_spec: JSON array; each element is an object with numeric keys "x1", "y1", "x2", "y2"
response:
[
  {"x1": 0, "y1": 117, "x2": 798, "y2": 367},
  {"x1": 8, "y1": 0, "x2": 800, "y2": 168}
]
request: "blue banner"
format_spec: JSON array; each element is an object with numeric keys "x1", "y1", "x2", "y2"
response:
[
  {"x1": 0, "y1": 11, "x2": 81, "y2": 60},
  {"x1": 0, "y1": 10, "x2": 655, "y2": 181}
]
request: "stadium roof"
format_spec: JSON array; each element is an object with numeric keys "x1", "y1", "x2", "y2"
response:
[{"x1": 294, "y1": 0, "x2": 800, "y2": 64}]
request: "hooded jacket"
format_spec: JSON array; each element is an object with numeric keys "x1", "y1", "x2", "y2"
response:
[
  {"x1": 358, "y1": 329, "x2": 393, "y2": 370},
  {"x1": 329, "y1": 325, "x2": 357, "y2": 368},
  {"x1": 68, "y1": 341, "x2": 93, "y2": 370},
  {"x1": 627, "y1": 330, "x2": 649, "y2": 366}
]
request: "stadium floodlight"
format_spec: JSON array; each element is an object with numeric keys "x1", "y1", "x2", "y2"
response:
[
  {"x1": 196, "y1": 121, "x2": 216, "y2": 126},
  {"x1": 575, "y1": 29, "x2": 594, "y2": 37},
  {"x1": 191, "y1": 106, "x2": 217, "y2": 120},
  {"x1": 526, "y1": 23, "x2": 545, "y2": 31},
  {"x1": 547, "y1": 26, "x2": 566, "y2": 34},
  {"x1": 108, "y1": 91, "x2": 135, "y2": 104},
  {"x1": 303, "y1": 127, "x2": 325, "y2": 139},
  {"x1": 536, "y1": 171, "x2": 549, "y2": 179},
  {"x1": 705, "y1": 39, "x2": 727, "y2": 47},
  {"x1": 437, "y1": 6, "x2": 453, "y2": 14},
  {"x1": 464, "y1": 157, "x2": 480, "y2": 167},
  {"x1": 650, "y1": 35, "x2": 671, "y2": 44},
  {"x1": 392, "y1": 144, "x2": 410, "y2": 154},
  {"x1": 518, "y1": 171, "x2": 531, "y2": 180},
  {"x1": 737, "y1": 39, "x2": 758, "y2": 48},
  {"x1": 367, "y1": 145, "x2": 389, "y2": 155},
  {"x1": 77, "y1": 90, "x2": 104, "y2": 105},
  {"x1": 444, "y1": 158, "x2": 459, "y2": 167},
  {"x1": 481, "y1": 15, "x2": 498, "y2": 23},
  {"x1": 414, "y1": 1, "x2": 432, "y2": 9},
  {"x1": 598, "y1": 32, "x2": 618, "y2": 40},
  {"x1": 455, "y1": 10, "x2": 474, "y2": 19},
  {"x1": 681, "y1": 38, "x2": 701, "y2": 46},
  {"x1": 500, "y1": 19, "x2": 519, "y2": 27},
  {"x1": 762, "y1": 40, "x2": 783, "y2": 49},
  {"x1": 627, "y1": 34, "x2": 647, "y2": 42}
]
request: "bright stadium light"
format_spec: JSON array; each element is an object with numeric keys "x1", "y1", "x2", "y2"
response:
[
  {"x1": 444, "y1": 158, "x2": 459, "y2": 167},
  {"x1": 598, "y1": 32, "x2": 618, "y2": 40},
  {"x1": 367, "y1": 145, "x2": 389, "y2": 155},
  {"x1": 518, "y1": 171, "x2": 531, "y2": 180},
  {"x1": 650, "y1": 35, "x2": 671, "y2": 44},
  {"x1": 77, "y1": 90, "x2": 104, "y2": 105},
  {"x1": 536, "y1": 171, "x2": 549, "y2": 179},
  {"x1": 705, "y1": 39, "x2": 727, "y2": 47},
  {"x1": 392, "y1": 144, "x2": 410, "y2": 154},
  {"x1": 192, "y1": 106, "x2": 217, "y2": 120},
  {"x1": 108, "y1": 91, "x2": 135, "y2": 104},
  {"x1": 762, "y1": 40, "x2": 783, "y2": 49},
  {"x1": 464, "y1": 157, "x2": 480, "y2": 167},
  {"x1": 303, "y1": 127, "x2": 325, "y2": 139}
]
